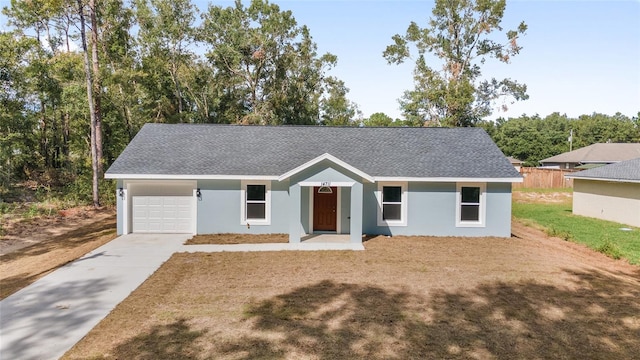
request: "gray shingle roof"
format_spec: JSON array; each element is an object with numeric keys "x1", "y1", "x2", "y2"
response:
[
  {"x1": 540, "y1": 143, "x2": 640, "y2": 164},
  {"x1": 567, "y1": 157, "x2": 640, "y2": 183},
  {"x1": 105, "y1": 124, "x2": 520, "y2": 179}
]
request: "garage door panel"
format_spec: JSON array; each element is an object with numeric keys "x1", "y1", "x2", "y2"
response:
[{"x1": 132, "y1": 195, "x2": 193, "y2": 234}]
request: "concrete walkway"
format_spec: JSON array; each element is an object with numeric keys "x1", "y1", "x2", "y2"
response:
[
  {"x1": 0, "y1": 234, "x2": 363, "y2": 360},
  {"x1": 0, "y1": 234, "x2": 190, "y2": 360}
]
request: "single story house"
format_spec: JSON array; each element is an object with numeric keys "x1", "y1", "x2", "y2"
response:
[
  {"x1": 539, "y1": 143, "x2": 640, "y2": 169},
  {"x1": 507, "y1": 156, "x2": 523, "y2": 172},
  {"x1": 565, "y1": 157, "x2": 640, "y2": 227},
  {"x1": 105, "y1": 124, "x2": 523, "y2": 243}
]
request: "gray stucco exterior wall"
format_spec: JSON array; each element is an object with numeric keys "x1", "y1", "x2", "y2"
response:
[
  {"x1": 341, "y1": 187, "x2": 351, "y2": 234},
  {"x1": 363, "y1": 182, "x2": 512, "y2": 237},
  {"x1": 115, "y1": 177, "x2": 512, "y2": 238},
  {"x1": 115, "y1": 179, "x2": 124, "y2": 235},
  {"x1": 196, "y1": 179, "x2": 290, "y2": 234}
]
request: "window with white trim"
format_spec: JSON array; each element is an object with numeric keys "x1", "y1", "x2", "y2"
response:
[
  {"x1": 241, "y1": 181, "x2": 271, "y2": 225},
  {"x1": 377, "y1": 182, "x2": 407, "y2": 226},
  {"x1": 456, "y1": 183, "x2": 486, "y2": 227}
]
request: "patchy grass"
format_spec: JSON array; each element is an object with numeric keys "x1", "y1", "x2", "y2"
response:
[
  {"x1": 186, "y1": 233, "x2": 288, "y2": 245},
  {"x1": 0, "y1": 212, "x2": 117, "y2": 299},
  {"x1": 513, "y1": 202, "x2": 640, "y2": 265},
  {"x1": 64, "y1": 229, "x2": 640, "y2": 360}
]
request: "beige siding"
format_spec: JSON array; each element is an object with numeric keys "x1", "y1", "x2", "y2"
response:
[{"x1": 573, "y1": 179, "x2": 640, "y2": 227}]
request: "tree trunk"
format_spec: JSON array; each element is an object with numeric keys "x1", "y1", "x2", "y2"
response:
[
  {"x1": 39, "y1": 101, "x2": 48, "y2": 168},
  {"x1": 76, "y1": 0, "x2": 100, "y2": 208},
  {"x1": 89, "y1": 0, "x2": 103, "y2": 176}
]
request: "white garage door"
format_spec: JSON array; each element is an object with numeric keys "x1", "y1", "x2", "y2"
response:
[{"x1": 132, "y1": 196, "x2": 193, "y2": 233}]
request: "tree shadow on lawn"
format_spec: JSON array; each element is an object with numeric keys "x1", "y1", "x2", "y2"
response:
[
  {"x1": 108, "y1": 319, "x2": 207, "y2": 360},
  {"x1": 216, "y1": 269, "x2": 640, "y2": 359}
]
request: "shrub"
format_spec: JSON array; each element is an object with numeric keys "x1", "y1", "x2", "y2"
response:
[
  {"x1": 545, "y1": 227, "x2": 572, "y2": 241},
  {"x1": 597, "y1": 238, "x2": 622, "y2": 260}
]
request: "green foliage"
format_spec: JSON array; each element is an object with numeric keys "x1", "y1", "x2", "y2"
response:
[
  {"x1": 319, "y1": 77, "x2": 360, "y2": 126},
  {"x1": 487, "y1": 112, "x2": 640, "y2": 166},
  {"x1": 199, "y1": 0, "x2": 352, "y2": 125},
  {"x1": 1, "y1": 0, "x2": 359, "y2": 201},
  {"x1": 361, "y1": 112, "x2": 418, "y2": 127},
  {"x1": 384, "y1": 0, "x2": 528, "y2": 126},
  {"x1": 597, "y1": 237, "x2": 622, "y2": 260},
  {"x1": 545, "y1": 227, "x2": 572, "y2": 241},
  {"x1": 513, "y1": 201, "x2": 640, "y2": 264}
]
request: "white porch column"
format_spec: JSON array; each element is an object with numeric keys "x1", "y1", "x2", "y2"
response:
[
  {"x1": 289, "y1": 183, "x2": 302, "y2": 243},
  {"x1": 350, "y1": 182, "x2": 363, "y2": 243}
]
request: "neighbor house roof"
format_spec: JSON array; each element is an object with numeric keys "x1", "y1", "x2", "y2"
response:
[
  {"x1": 565, "y1": 157, "x2": 640, "y2": 183},
  {"x1": 539, "y1": 143, "x2": 640, "y2": 165},
  {"x1": 105, "y1": 124, "x2": 521, "y2": 181},
  {"x1": 507, "y1": 156, "x2": 523, "y2": 165}
]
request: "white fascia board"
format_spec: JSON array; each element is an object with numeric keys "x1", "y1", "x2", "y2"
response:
[
  {"x1": 298, "y1": 181, "x2": 355, "y2": 187},
  {"x1": 105, "y1": 173, "x2": 279, "y2": 180},
  {"x1": 374, "y1": 176, "x2": 524, "y2": 183},
  {"x1": 565, "y1": 176, "x2": 640, "y2": 184},
  {"x1": 278, "y1": 153, "x2": 375, "y2": 183}
]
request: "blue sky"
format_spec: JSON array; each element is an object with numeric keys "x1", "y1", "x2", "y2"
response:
[{"x1": 2, "y1": 0, "x2": 638, "y2": 120}]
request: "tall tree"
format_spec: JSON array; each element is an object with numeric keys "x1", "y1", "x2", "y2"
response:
[
  {"x1": 0, "y1": 32, "x2": 39, "y2": 187},
  {"x1": 319, "y1": 77, "x2": 360, "y2": 126},
  {"x1": 76, "y1": 0, "x2": 101, "y2": 207},
  {"x1": 135, "y1": 0, "x2": 197, "y2": 123},
  {"x1": 200, "y1": 0, "x2": 338, "y2": 125},
  {"x1": 384, "y1": 0, "x2": 528, "y2": 127},
  {"x1": 363, "y1": 112, "x2": 394, "y2": 127}
]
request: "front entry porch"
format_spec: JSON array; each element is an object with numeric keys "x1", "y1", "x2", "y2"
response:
[
  {"x1": 301, "y1": 233, "x2": 351, "y2": 243},
  {"x1": 281, "y1": 154, "x2": 371, "y2": 245},
  {"x1": 288, "y1": 180, "x2": 364, "y2": 244}
]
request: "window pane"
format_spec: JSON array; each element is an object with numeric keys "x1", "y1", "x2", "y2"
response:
[
  {"x1": 461, "y1": 205, "x2": 479, "y2": 221},
  {"x1": 461, "y1": 187, "x2": 480, "y2": 203},
  {"x1": 247, "y1": 185, "x2": 266, "y2": 201},
  {"x1": 246, "y1": 203, "x2": 266, "y2": 219},
  {"x1": 383, "y1": 186, "x2": 402, "y2": 203},
  {"x1": 383, "y1": 204, "x2": 402, "y2": 220}
]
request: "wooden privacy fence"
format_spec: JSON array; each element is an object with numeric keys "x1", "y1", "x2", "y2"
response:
[{"x1": 513, "y1": 167, "x2": 579, "y2": 189}]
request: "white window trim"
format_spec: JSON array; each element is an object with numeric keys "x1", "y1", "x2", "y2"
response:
[
  {"x1": 376, "y1": 182, "x2": 408, "y2": 227},
  {"x1": 456, "y1": 182, "x2": 486, "y2": 228},
  {"x1": 241, "y1": 180, "x2": 271, "y2": 226}
]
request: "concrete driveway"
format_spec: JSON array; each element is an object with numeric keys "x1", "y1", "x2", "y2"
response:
[{"x1": 0, "y1": 233, "x2": 191, "y2": 360}]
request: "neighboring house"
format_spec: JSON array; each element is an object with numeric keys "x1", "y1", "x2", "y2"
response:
[
  {"x1": 539, "y1": 143, "x2": 640, "y2": 169},
  {"x1": 105, "y1": 124, "x2": 523, "y2": 243},
  {"x1": 565, "y1": 157, "x2": 640, "y2": 228},
  {"x1": 507, "y1": 156, "x2": 523, "y2": 172}
]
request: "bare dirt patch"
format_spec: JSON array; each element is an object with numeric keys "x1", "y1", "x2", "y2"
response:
[
  {"x1": 186, "y1": 233, "x2": 288, "y2": 245},
  {"x1": 512, "y1": 190, "x2": 572, "y2": 204},
  {"x1": 0, "y1": 208, "x2": 117, "y2": 299},
  {"x1": 65, "y1": 222, "x2": 639, "y2": 359},
  {"x1": 1, "y1": 206, "x2": 115, "y2": 255}
]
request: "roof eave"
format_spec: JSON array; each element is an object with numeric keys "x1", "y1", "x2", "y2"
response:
[
  {"x1": 374, "y1": 176, "x2": 523, "y2": 183},
  {"x1": 565, "y1": 175, "x2": 640, "y2": 183},
  {"x1": 104, "y1": 173, "x2": 280, "y2": 180}
]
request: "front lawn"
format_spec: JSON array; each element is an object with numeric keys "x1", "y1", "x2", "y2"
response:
[
  {"x1": 513, "y1": 202, "x2": 640, "y2": 265},
  {"x1": 64, "y1": 230, "x2": 640, "y2": 359}
]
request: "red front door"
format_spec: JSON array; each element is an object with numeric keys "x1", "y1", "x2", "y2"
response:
[{"x1": 313, "y1": 187, "x2": 337, "y2": 231}]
